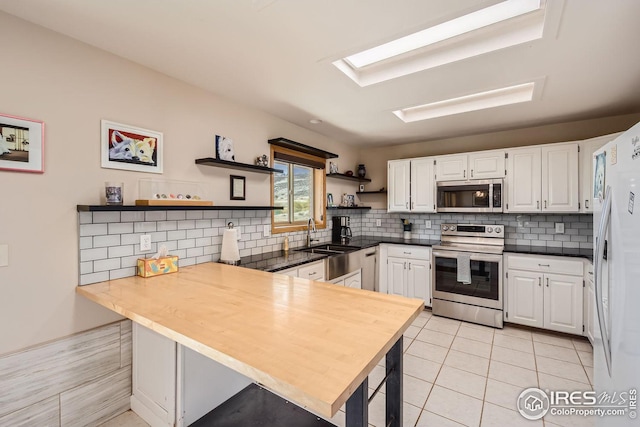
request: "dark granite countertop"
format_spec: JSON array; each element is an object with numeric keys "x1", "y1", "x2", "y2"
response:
[
  {"x1": 238, "y1": 250, "x2": 328, "y2": 272},
  {"x1": 239, "y1": 238, "x2": 593, "y2": 273},
  {"x1": 504, "y1": 245, "x2": 593, "y2": 262}
]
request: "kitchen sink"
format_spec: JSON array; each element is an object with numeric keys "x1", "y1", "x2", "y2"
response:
[{"x1": 296, "y1": 244, "x2": 360, "y2": 255}]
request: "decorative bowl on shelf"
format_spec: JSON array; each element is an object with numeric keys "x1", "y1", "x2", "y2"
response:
[{"x1": 345, "y1": 170, "x2": 353, "y2": 176}]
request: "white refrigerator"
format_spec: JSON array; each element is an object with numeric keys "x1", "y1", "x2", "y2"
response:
[{"x1": 592, "y1": 122, "x2": 640, "y2": 426}]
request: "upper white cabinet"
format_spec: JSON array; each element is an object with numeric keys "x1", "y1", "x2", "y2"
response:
[
  {"x1": 435, "y1": 150, "x2": 505, "y2": 182},
  {"x1": 388, "y1": 160, "x2": 411, "y2": 212},
  {"x1": 579, "y1": 132, "x2": 622, "y2": 213},
  {"x1": 435, "y1": 154, "x2": 468, "y2": 181},
  {"x1": 388, "y1": 158, "x2": 435, "y2": 212},
  {"x1": 506, "y1": 143, "x2": 579, "y2": 213}
]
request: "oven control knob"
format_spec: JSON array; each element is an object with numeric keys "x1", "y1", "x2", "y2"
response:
[
  {"x1": 442, "y1": 225, "x2": 449, "y2": 231},
  {"x1": 487, "y1": 227, "x2": 493, "y2": 233},
  {"x1": 495, "y1": 227, "x2": 502, "y2": 233},
  {"x1": 450, "y1": 225, "x2": 456, "y2": 231}
]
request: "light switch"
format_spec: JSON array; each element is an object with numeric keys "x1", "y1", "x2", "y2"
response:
[
  {"x1": 425, "y1": 220, "x2": 432, "y2": 229},
  {"x1": 555, "y1": 223, "x2": 565, "y2": 234},
  {"x1": 0, "y1": 244, "x2": 8, "y2": 267},
  {"x1": 263, "y1": 225, "x2": 271, "y2": 237},
  {"x1": 376, "y1": 219, "x2": 382, "y2": 227}
]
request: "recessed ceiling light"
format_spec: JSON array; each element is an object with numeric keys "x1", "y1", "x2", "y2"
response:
[
  {"x1": 309, "y1": 119, "x2": 323, "y2": 124},
  {"x1": 393, "y1": 82, "x2": 536, "y2": 122},
  {"x1": 345, "y1": 0, "x2": 542, "y2": 69}
]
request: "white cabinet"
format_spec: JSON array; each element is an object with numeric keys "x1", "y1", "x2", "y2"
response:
[
  {"x1": 410, "y1": 157, "x2": 435, "y2": 212},
  {"x1": 388, "y1": 158, "x2": 435, "y2": 212},
  {"x1": 329, "y1": 269, "x2": 362, "y2": 289},
  {"x1": 388, "y1": 160, "x2": 411, "y2": 211},
  {"x1": 435, "y1": 154, "x2": 467, "y2": 181},
  {"x1": 506, "y1": 143, "x2": 579, "y2": 213},
  {"x1": 381, "y1": 245, "x2": 431, "y2": 306},
  {"x1": 278, "y1": 260, "x2": 325, "y2": 281},
  {"x1": 505, "y1": 253, "x2": 583, "y2": 335},
  {"x1": 468, "y1": 150, "x2": 506, "y2": 180},
  {"x1": 435, "y1": 150, "x2": 505, "y2": 181},
  {"x1": 579, "y1": 132, "x2": 621, "y2": 213},
  {"x1": 132, "y1": 324, "x2": 251, "y2": 427}
]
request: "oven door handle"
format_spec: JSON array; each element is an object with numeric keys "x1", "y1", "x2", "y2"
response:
[{"x1": 432, "y1": 250, "x2": 503, "y2": 263}]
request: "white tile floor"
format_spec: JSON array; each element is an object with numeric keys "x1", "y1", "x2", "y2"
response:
[{"x1": 102, "y1": 310, "x2": 595, "y2": 427}]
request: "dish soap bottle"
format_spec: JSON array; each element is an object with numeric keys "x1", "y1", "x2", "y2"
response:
[{"x1": 283, "y1": 236, "x2": 289, "y2": 252}]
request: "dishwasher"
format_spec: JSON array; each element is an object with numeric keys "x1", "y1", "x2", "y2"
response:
[{"x1": 361, "y1": 246, "x2": 378, "y2": 292}]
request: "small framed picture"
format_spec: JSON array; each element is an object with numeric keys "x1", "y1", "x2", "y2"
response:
[
  {"x1": 0, "y1": 113, "x2": 44, "y2": 173},
  {"x1": 230, "y1": 175, "x2": 246, "y2": 200},
  {"x1": 359, "y1": 184, "x2": 365, "y2": 192},
  {"x1": 101, "y1": 120, "x2": 162, "y2": 174},
  {"x1": 327, "y1": 193, "x2": 334, "y2": 206},
  {"x1": 216, "y1": 135, "x2": 235, "y2": 162}
]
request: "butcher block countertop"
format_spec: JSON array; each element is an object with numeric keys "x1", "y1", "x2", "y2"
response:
[{"x1": 76, "y1": 262, "x2": 423, "y2": 418}]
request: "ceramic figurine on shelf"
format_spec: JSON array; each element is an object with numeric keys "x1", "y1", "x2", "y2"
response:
[
  {"x1": 357, "y1": 164, "x2": 366, "y2": 178},
  {"x1": 255, "y1": 154, "x2": 269, "y2": 167},
  {"x1": 329, "y1": 162, "x2": 338, "y2": 174}
]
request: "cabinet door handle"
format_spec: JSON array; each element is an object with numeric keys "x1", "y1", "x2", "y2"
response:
[
  {"x1": 409, "y1": 263, "x2": 412, "y2": 270},
  {"x1": 309, "y1": 272, "x2": 316, "y2": 276},
  {"x1": 463, "y1": 170, "x2": 466, "y2": 178},
  {"x1": 471, "y1": 169, "x2": 474, "y2": 177},
  {"x1": 544, "y1": 200, "x2": 547, "y2": 209},
  {"x1": 406, "y1": 202, "x2": 409, "y2": 209},
  {"x1": 586, "y1": 199, "x2": 589, "y2": 209},
  {"x1": 537, "y1": 201, "x2": 540, "y2": 209},
  {"x1": 404, "y1": 262, "x2": 407, "y2": 269},
  {"x1": 403, "y1": 251, "x2": 412, "y2": 255},
  {"x1": 546, "y1": 277, "x2": 549, "y2": 287},
  {"x1": 538, "y1": 277, "x2": 541, "y2": 287},
  {"x1": 538, "y1": 264, "x2": 550, "y2": 267}
]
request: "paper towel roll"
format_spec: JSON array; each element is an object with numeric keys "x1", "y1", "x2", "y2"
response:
[{"x1": 220, "y1": 228, "x2": 240, "y2": 264}]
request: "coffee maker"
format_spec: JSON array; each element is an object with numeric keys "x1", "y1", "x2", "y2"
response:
[{"x1": 332, "y1": 216, "x2": 352, "y2": 243}]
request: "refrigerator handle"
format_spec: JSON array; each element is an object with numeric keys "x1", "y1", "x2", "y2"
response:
[{"x1": 594, "y1": 185, "x2": 613, "y2": 377}]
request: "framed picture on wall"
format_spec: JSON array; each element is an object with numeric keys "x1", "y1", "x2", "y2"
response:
[
  {"x1": 230, "y1": 175, "x2": 246, "y2": 200},
  {"x1": 101, "y1": 120, "x2": 163, "y2": 173},
  {"x1": 0, "y1": 112, "x2": 44, "y2": 173}
]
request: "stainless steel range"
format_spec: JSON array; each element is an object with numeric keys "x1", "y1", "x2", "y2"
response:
[{"x1": 432, "y1": 223, "x2": 504, "y2": 328}]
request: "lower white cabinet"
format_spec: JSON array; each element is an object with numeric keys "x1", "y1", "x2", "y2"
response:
[
  {"x1": 132, "y1": 324, "x2": 251, "y2": 427},
  {"x1": 330, "y1": 269, "x2": 362, "y2": 289},
  {"x1": 380, "y1": 244, "x2": 431, "y2": 306},
  {"x1": 505, "y1": 253, "x2": 583, "y2": 335},
  {"x1": 278, "y1": 260, "x2": 325, "y2": 281}
]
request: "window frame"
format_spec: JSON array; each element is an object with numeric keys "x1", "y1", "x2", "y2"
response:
[{"x1": 270, "y1": 145, "x2": 326, "y2": 234}]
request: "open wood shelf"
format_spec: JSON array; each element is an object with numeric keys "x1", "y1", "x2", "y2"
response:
[
  {"x1": 77, "y1": 205, "x2": 283, "y2": 212},
  {"x1": 326, "y1": 173, "x2": 371, "y2": 183},
  {"x1": 356, "y1": 191, "x2": 387, "y2": 194},
  {"x1": 195, "y1": 157, "x2": 282, "y2": 174},
  {"x1": 326, "y1": 206, "x2": 371, "y2": 210},
  {"x1": 268, "y1": 137, "x2": 338, "y2": 159}
]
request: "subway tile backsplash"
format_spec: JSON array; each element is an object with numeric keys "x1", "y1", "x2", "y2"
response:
[{"x1": 78, "y1": 209, "x2": 592, "y2": 285}]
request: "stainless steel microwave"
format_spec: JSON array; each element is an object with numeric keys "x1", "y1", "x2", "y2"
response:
[{"x1": 436, "y1": 179, "x2": 503, "y2": 213}]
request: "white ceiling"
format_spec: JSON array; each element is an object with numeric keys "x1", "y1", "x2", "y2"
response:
[{"x1": 2, "y1": 0, "x2": 640, "y2": 147}]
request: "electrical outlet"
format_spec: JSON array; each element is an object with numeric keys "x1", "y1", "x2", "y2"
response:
[
  {"x1": 263, "y1": 225, "x2": 271, "y2": 237},
  {"x1": 376, "y1": 219, "x2": 382, "y2": 227},
  {"x1": 555, "y1": 223, "x2": 565, "y2": 234},
  {"x1": 425, "y1": 220, "x2": 432, "y2": 229},
  {"x1": 140, "y1": 234, "x2": 152, "y2": 251}
]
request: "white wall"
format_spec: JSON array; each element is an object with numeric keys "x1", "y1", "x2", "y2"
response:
[{"x1": 0, "y1": 12, "x2": 358, "y2": 356}]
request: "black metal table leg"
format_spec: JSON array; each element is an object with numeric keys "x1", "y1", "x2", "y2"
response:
[
  {"x1": 386, "y1": 336, "x2": 403, "y2": 427},
  {"x1": 346, "y1": 377, "x2": 368, "y2": 427}
]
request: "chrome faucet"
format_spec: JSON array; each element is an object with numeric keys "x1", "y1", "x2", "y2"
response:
[{"x1": 306, "y1": 218, "x2": 318, "y2": 247}]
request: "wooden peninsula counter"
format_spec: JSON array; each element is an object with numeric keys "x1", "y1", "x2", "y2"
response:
[{"x1": 77, "y1": 262, "x2": 423, "y2": 426}]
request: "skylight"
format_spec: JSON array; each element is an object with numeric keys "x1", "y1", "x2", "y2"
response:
[
  {"x1": 393, "y1": 82, "x2": 536, "y2": 122},
  {"x1": 344, "y1": 0, "x2": 542, "y2": 69},
  {"x1": 332, "y1": 0, "x2": 558, "y2": 87}
]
